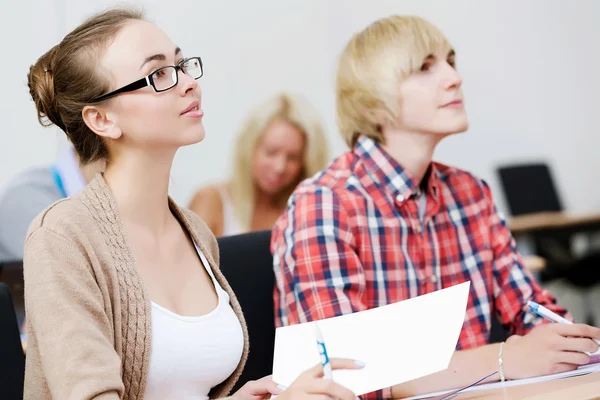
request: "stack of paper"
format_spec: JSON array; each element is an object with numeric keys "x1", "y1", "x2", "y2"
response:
[
  {"x1": 404, "y1": 362, "x2": 600, "y2": 400},
  {"x1": 272, "y1": 282, "x2": 471, "y2": 396}
]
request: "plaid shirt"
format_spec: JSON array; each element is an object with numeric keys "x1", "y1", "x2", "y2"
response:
[{"x1": 271, "y1": 136, "x2": 568, "y2": 399}]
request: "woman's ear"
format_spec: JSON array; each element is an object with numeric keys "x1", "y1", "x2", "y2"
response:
[{"x1": 82, "y1": 105, "x2": 122, "y2": 140}]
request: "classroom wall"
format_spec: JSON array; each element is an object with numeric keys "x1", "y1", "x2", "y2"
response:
[{"x1": 1, "y1": 0, "x2": 599, "y2": 214}]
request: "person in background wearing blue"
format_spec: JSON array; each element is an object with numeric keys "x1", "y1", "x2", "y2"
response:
[{"x1": 0, "y1": 147, "x2": 104, "y2": 262}]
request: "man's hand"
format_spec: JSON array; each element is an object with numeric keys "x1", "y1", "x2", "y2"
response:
[{"x1": 503, "y1": 323, "x2": 600, "y2": 379}]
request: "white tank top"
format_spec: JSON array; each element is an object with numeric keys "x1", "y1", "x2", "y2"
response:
[
  {"x1": 144, "y1": 246, "x2": 244, "y2": 400},
  {"x1": 218, "y1": 186, "x2": 243, "y2": 237}
]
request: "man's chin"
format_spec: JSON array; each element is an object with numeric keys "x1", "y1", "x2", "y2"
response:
[{"x1": 444, "y1": 120, "x2": 469, "y2": 136}]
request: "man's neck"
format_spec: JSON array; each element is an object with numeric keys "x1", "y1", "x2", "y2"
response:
[{"x1": 382, "y1": 129, "x2": 443, "y2": 185}]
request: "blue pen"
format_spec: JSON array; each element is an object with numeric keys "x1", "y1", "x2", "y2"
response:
[
  {"x1": 315, "y1": 323, "x2": 333, "y2": 379},
  {"x1": 527, "y1": 300, "x2": 573, "y2": 325},
  {"x1": 527, "y1": 300, "x2": 600, "y2": 348}
]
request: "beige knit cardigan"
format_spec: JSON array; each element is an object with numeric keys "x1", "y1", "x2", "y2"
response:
[{"x1": 22, "y1": 174, "x2": 248, "y2": 399}]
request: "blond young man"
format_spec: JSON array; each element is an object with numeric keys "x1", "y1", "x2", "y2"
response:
[{"x1": 271, "y1": 15, "x2": 600, "y2": 399}]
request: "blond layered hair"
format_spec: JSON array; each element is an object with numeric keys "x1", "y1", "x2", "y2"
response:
[
  {"x1": 336, "y1": 15, "x2": 452, "y2": 147},
  {"x1": 230, "y1": 93, "x2": 329, "y2": 231}
]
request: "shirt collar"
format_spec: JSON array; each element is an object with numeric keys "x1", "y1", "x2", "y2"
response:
[{"x1": 353, "y1": 135, "x2": 441, "y2": 202}]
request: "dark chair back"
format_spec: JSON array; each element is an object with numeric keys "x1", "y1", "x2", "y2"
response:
[
  {"x1": 497, "y1": 163, "x2": 563, "y2": 216},
  {"x1": 0, "y1": 261, "x2": 25, "y2": 329},
  {"x1": 217, "y1": 230, "x2": 275, "y2": 392},
  {"x1": 497, "y1": 163, "x2": 600, "y2": 300},
  {"x1": 0, "y1": 282, "x2": 25, "y2": 400}
]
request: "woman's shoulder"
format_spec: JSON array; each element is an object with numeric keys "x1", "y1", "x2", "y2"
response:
[
  {"x1": 188, "y1": 183, "x2": 227, "y2": 235},
  {"x1": 189, "y1": 183, "x2": 225, "y2": 210},
  {"x1": 26, "y1": 195, "x2": 96, "y2": 241},
  {"x1": 23, "y1": 195, "x2": 109, "y2": 288}
]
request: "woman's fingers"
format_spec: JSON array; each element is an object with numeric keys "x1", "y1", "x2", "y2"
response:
[{"x1": 304, "y1": 358, "x2": 365, "y2": 378}]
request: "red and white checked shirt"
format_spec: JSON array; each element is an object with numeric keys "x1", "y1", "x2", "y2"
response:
[{"x1": 271, "y1": 136, "x2": 568, "y2": 399}]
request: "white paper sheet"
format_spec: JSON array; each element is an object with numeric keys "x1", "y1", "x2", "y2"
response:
[
  {"x1": 404, "y1": 362, "x2": 600, "y2": 400},
  {"x1": 272, "y1": 281, "x2": 471, "y2": 396}
]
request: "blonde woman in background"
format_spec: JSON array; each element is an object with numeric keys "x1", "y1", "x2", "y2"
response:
[{"x1": 190, "y1": 93, "x2": 329, "y2": 237}]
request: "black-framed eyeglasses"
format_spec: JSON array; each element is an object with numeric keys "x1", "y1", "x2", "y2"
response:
[{"x1": 92, "y1": 56, "x2": 203, "y2": 102}]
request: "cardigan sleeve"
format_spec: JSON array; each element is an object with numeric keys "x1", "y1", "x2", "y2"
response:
[{"x1": 23, "y1": 226, "x2": 124, "y2": 400}]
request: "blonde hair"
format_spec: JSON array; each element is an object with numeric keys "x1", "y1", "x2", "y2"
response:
[
  {"x1": 336, "y1": 15, "x2": 452, "y2": 147},
  {"x1": 27, "y1": 7, "x2": 145, "y2": 164},
  {"x1": 230, "y1": 92, "x2": 329, "y2": 230}
]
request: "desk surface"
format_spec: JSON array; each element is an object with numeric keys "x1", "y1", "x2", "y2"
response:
[
  {"x1": 508, "y1": 212, "x2": 600, "y2": 234},
  {"x1": 454, "y1": 371, "x2": 600, "y2": 399}
]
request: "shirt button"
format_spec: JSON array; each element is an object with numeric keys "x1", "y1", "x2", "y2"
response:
[
  {"x1": 396, "y1": 194, "x2": 405, "y2": 202},
  {"x1": 431, "y1": 275, "x2": 438, "y2": 284}
]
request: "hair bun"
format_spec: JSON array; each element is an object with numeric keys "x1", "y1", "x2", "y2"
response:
[{"x1": 27, "y1": 45, "x2": 65, "y2": 131}]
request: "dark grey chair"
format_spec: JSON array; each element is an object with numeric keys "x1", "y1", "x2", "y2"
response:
[
  {"x1": 0, "y1": 282, "x2": 25, "y2": 400},
  {"x1": 217, "y1": 230, "x2": 276, "y2": 392}
]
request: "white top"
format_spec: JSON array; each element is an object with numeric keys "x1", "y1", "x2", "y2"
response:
[
  {"x1": 218, "y1": 186, "x2": 243, "y2": 237},
  {"x1": 144, "y1": 246, "x2": 244, "y2": 400}
]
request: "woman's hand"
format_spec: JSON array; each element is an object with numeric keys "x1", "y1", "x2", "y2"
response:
[
  {"x1": 231, "y1": 358, "x2": 364, "y2": 400},
  {"x1": 275, "y1": 358, "x2": 364, "y2": 400},
  {"x1": 231, "y1": 375, "x2": 283, "y2": 400}
]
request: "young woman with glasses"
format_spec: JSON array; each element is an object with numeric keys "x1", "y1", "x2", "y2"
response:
[{"x1": 23, "y1": 7, "x2": 362, "y2": 400}]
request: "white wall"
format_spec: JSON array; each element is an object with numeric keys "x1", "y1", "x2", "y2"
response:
[
  {"x1": 1, "y1": 0, "x2": 65, "y2": 178},
  {"x1": 1, "y1": 0, "x2": 599, "y2": 214}
]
